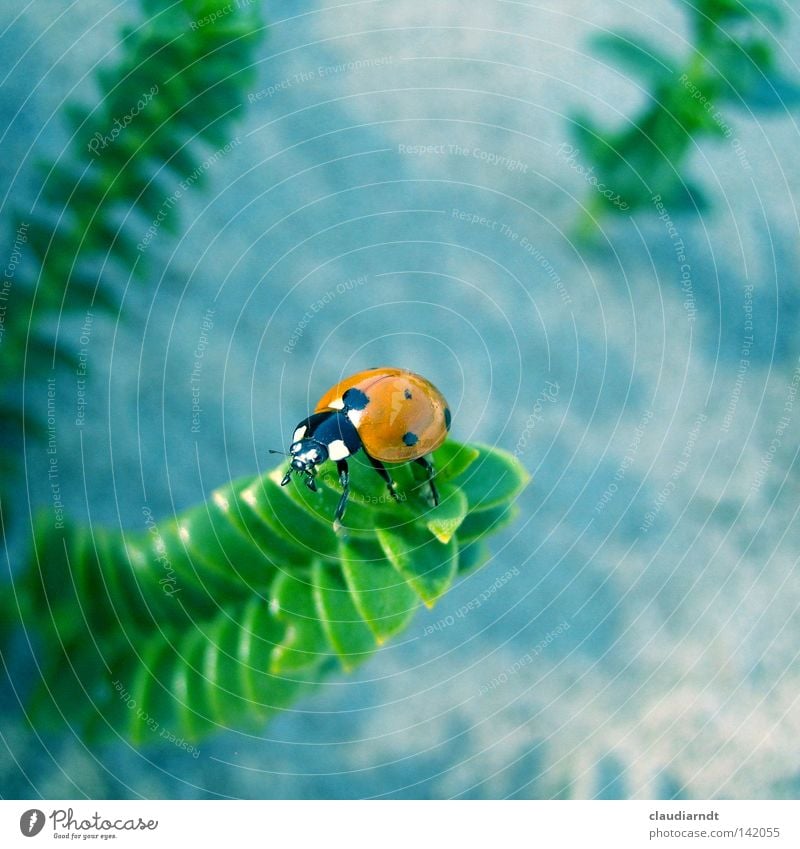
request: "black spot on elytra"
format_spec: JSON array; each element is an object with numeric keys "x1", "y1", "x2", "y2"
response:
[
  {"x1": 444, "y1": 407, "x2": 452, "y2": 430},
  {"x1": 404, "y1": 388, "x2": 412, "y2": 400},
  {"x1": 402, "y1": 431, "x2": 419, "y2": 446},
  {"x1": 342, "y1": 387, "x2": 369, "y2": 410}
]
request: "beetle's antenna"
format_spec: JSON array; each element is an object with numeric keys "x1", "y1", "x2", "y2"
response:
[{"x1": 269, "y1": 448, "x2": 288, "y2": 456}]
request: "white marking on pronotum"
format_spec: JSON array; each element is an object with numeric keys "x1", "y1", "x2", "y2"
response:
[
  {"x1": 328, "y1": 439, "x2": 350, "y2": 461},
  {"x1": 328, "y1": 397, "x2": 345, "y2": 410},
  {"x1": 347, "y1": 408, "x2": 364, "y2": 427},
  {"x1": 298, "y1": 447, "x2": 322, "y2": 466},
  {"x1": 293, "y1": 425, "x2": 307, "y2": 442}
]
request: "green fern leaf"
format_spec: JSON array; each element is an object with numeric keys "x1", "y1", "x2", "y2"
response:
[{"x1": 15, "y1": 441, "x2": 529, "y2": 745}]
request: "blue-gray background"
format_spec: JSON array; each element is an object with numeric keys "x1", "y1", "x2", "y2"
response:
[{"x1": 2, "y1": 0, "x2": 799, "y2": 799}]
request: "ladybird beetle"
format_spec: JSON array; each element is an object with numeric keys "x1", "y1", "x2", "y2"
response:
[{"x1": 280, "y1": 367, "x2": 452, "y2": 530}]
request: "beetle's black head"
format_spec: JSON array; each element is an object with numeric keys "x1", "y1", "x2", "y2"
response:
[
  {"x1": 290, "y1": 438, "x2": 329, "y2": 473},
  {"x1": 281, "y1": 438, "x2": 329, "y2": 491}
]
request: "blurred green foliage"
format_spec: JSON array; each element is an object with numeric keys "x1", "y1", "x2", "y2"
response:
[
  {"x1": 0, "y1": 0, "x2": 265, "y2": 505},
  {"x1": 571, "y1": 0, "x2": 799, "y2": 233},
  {"x1": 23, "y1": 441, "x2": 529, "y2": 745},
  {"x1": 0, "y1": 1, "x2": 531, "y2": 751}
]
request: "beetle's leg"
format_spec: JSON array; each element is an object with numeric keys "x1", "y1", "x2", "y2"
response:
[
  {"x1": 366, "y1": 454, "x2": 399, "y2": 501},
  {"x1": 415, "y1": 456, "x2": 439, "y2": 506},
  {"x1": 333, "y1": 459, "x2": 350, "y2": 531},
  {"x1": 280, "y1": 469, "x2": 292, "y2": 487}
]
